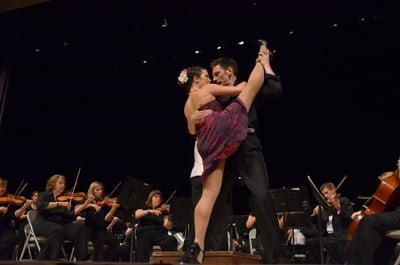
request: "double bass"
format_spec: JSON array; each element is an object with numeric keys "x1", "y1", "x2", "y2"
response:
[{"x1": 347, "y1": 159, "x2": 400, "y2": 240}]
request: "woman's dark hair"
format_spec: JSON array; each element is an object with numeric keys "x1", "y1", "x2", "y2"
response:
[
  {"x1": 144, "y1": 189, "x2": 162, "y2": 209},
  {"x1": 177, "y1": 66, "x2": 205, "y2": 92}
]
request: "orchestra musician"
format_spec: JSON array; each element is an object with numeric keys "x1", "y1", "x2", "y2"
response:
[
  {"x1": 33, "y1": 174, "x2": 88, "y2": 260},
  {"x1": 246, "y1": 210, "x2": 286, "y2": 256},
  {"x1": 83, "y1": 181, "x2": 120, "y2": 261},
  {"x1": 346, "y1": 160, "x2": 400, "y2": 265},
  {"x1": 134, "y1": 190, "x2": 177, "y2": 262},
  {"x1": 0, "y1": 177, "x2": 19, "y2": 260},
  {"x1": 15, "y1": 191, "x2": 39, "y2": 255},
  {"x1": 306, "y1": 182, "x2": 353, "y2": 264}
]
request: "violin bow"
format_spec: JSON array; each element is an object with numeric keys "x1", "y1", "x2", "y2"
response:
[
  {"x1": 16, "y1": 182, "x2": 28, "y2": 197},
  {"x1": 99, "y1": 181, "x2": 122, "y2": 209},
  {"x1": 13, "y1": 180, "x2": 25, "y2": 198},
  {"x1": 164, "y1": 190, "x2": 177, "y2": 205},
  {"x1": 69, "y1": 167, "x2": 82, "y2": 204},
  {"x1": 107, "y1": 181, "x2": 122, "y2": 198},
  {"x1": 336, "y1": 174, "x2": 347, "y2": 192},
  {"x1": 6, "y1": 181, "x2": 28, "y2": 209}
]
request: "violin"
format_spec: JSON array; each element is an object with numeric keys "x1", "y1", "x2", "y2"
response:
[
  {"x1": 57, "y1": 192, "x2": 86, "y2": 203},
  {"x1": 0, "y1": 181, "x2": 29, "y2": 206},
  {"x1": 0, "y1": 194, "x2": 26, "y2": 206},
  {"x1": 95, "y1": 197, "x2": 119, "y2": 208},
  {"x1": 154, "y1": 190, "x2": 176, "y2": 215},
  {"x1": 155, "y1": 204, "x2": 170, "y2": 215}
]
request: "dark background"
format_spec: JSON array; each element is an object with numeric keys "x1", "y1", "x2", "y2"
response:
[{"x1": 0, "y1": 0, "x2": 398, "y2": 214}]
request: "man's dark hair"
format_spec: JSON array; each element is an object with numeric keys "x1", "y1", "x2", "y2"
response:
[{"x1": 210, "y1": 57, "x2": 238, "y2": 77}]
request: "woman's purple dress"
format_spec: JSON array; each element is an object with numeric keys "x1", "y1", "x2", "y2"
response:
[{"x1": 196, "y1": 98, "x2": 248, "y2": 182}]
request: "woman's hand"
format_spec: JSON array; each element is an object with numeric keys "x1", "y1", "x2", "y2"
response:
[
  {"x1": 235, "y1": 81, "x2": 247, "y2": 90},
  {"x1": 58, "y1": 201, "x2": 72, "y2": 210},
  {"x1": 149, "y1": 209, "x2": 161, "y2": 216},
  {"x1": 0, "y1": 206, "x2": 8, "y2": 214},
  {"x1": 90, "y1": 204, "x2": 101, "y2": 212}
]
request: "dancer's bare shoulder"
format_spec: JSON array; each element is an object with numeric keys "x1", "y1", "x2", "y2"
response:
[{"x1": 184, "y1": 91, "x2": 214, "y2": 121}]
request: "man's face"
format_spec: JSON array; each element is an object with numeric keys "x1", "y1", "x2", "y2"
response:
[
  {"x1": 212, "y1": 65, "x2": 235, "y2": 86},
  {"x1": 321, "y1": 187, "x2": 336, "y2": 201}
]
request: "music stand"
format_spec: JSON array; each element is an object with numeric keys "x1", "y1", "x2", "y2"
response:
[
  {"x1": 118, "y1": 176, "x2": 152, "y2": 213},
  {"x1": 307, "y1": 176, "x2": 334, "y2": 216},
  {"x1": 169, "y1": 197, "x2": 192, "y2": 234},
  {"x1": 307, "y1": 175, "x2": 334, "y2": 264},
  {"x1": 117, "y1": 176, "x2": 152, "y2": 262},
  {"x1": 270, "y1": 186, "x2": 310, "y2": 262}
]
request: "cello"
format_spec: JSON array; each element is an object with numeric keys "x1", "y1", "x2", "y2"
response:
[{"x1": 347, "y1": 159, "x2": 400, "y2": 240}]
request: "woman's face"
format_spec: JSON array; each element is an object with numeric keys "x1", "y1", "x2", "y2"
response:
[
  {"x1": 53, "y1": 177, "x2": 66, "y2": 195},
  {"x1": 196, "y1": 69, "x2": 211, "y2": 88},
  {"x1": 151, "y1": 194, "x2": 162, "y2": 208},
  {"x1": 0, "y1": 184, "x2": 7, "y2": 196},
  {"x1": 32, "y1": 192, "x2": 39, "y2": 203},
  {"x1": 94, "y1": 186, "x2": 104, "y2": 198}
]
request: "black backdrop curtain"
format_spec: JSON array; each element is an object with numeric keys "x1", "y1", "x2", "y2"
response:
[{"x1": 0, "y1": 68, "x2": 10, "y2": 128}]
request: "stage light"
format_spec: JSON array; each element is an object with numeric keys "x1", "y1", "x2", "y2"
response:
[
  {"x1": 35, "y1": 48, "x2": 40, "y2": 53},
  {"x1": 195, "y1": 50, "x2": 200, "y2": 54},
  {"x1": 161, "y1": 18, "x2": 168, "y2": 28},
  {"x1": 217, "y1": 46, "x2": 222, "y2": 50},
  {"x1": 238, "y1": 41, "x2": 244, "y2": 45},
  {"x1": 143, "y1": 60, "x2": 148, "y2": 64},
  {"x1": 289, "y1": 30, "x2": 294, "y2": 35},
  {"x1": 360, "y1": 17, "x2": 365, "y2": 22},
  {"x1": 332, "y1": 23, "x2": 338, "y2": 27}
]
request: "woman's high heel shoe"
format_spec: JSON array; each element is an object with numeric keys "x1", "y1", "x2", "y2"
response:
[{"x1": 180, "y1": 242, "x2": 204, "y2": 264}]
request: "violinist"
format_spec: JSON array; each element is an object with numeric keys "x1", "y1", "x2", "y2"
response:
[
  {"x1": 34, "y1": 174, "x2": 88, "y2": 260},
  {"x1": 15, "y1": 191, "x2": 39, "y2": 219},
  {"x1": 0, "y1": 177, "x2": 18, "y2": 260},
  {"x1": 83, "y1": 181, "x2": 120, "y2": 261},
  {"x1": 346, "y1": 162, "x2": 400, "y2": 265},
  {"x1": 14, "y1": 191, "x2": 39, "y2": 254},
  {"x1": 306, "y1": 182, "x2": 353, "y2": 264},
  {"x1": 245, "y1": 210, "x2": 286, "y2": 256},
  {"x1": 134, "y1": 190, "x2": 177, "y2": 262}
]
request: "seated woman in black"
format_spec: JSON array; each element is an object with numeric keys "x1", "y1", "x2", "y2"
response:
[
  {"x1": 0, "y1": 177, "x2": 18, "y2": 260},
  {"x1": 34, "y1": 174, "x2": 89, "y2": 260},
  {"x1": 134, "y1": 190, "x2": 177, "y2": 262},
  {"x1": 84, "y1": 181, "x2": 120, "y2": 261}
]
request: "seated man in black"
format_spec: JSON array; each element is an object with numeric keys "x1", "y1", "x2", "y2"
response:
[
  {"x1": 346, "y1": 163, "x2": 400, "y2": 265},
  {"x1": 134, "y1": 190, "x2": 177, "y2": 262},
  {"x1": 306, "y1": 182, "x2": 353, "y2": 264}
]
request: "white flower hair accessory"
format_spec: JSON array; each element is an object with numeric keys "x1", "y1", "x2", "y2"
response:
[{"x1": 178, "y1": 69, "x2": 188, "y2": 84}]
